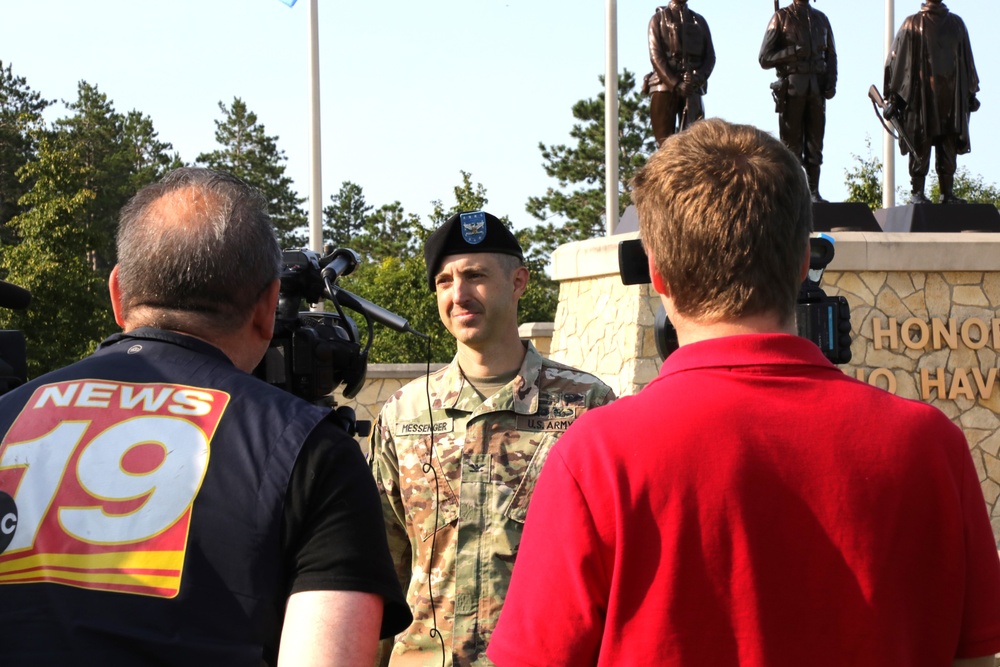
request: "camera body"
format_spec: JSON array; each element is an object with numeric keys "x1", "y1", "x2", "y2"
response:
[
  {"x1": 618, "y1": 235, "x2": 852, "y2": 364},
  {"x1": 252, "y1": 246, "x2": 421, "y2": 436},
  {"x1": 253, "y1": 248, "x2": 368, "y2": 405}
]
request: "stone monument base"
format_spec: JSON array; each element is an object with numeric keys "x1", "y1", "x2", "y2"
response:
[
  {"x1": 874, "y1": 204, "x2": 1000, "y2": 232},
  {"x1": 812, "y1": 202, "x2": 882, "y2": 232}
]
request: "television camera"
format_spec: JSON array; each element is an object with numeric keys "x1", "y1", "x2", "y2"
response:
[
  {"x1": 252, "y1": 247, "x2": 425, "y2": 436},
  {"x1": 618, "y1": 234, "x2": 852, "y2": 364}
]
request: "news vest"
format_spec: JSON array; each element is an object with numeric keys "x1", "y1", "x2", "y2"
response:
[{"x1": 0, "y1": 328, "x2": 329, "y2": 666}]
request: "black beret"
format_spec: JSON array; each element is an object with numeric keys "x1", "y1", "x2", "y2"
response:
[{"x1": 424, "y1": 211, "x2": 524, "y2": 291}]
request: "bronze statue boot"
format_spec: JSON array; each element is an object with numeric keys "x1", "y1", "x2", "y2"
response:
[
  {"x1": 939, "y1": 175, "x2": 967, "y2": 204},
  {"x1": 909, "y1": 178, "x2": 932, "y2": 205},
  {"x1": 806, "y1": 165, "x2": 827, "y2": 203}
]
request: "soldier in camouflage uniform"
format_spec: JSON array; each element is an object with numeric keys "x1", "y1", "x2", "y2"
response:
[{"x1": 369, "y1": 211, "x2": 615, "y2": 666}]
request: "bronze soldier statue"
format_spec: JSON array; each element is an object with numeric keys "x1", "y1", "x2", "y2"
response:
[
  {"x1": 885, "y1": 0, "x2": 980, "y2": 205},
  {"x1": 644, "y1": 1, "x2": 715, "y2": 146},
  {"x1": 759, "y1": 0, "x2": 837, "y2": 203}
]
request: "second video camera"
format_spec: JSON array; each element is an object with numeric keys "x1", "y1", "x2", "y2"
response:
[{"x1": 618, "y1": 235, "x2": 852, "y2": 364}]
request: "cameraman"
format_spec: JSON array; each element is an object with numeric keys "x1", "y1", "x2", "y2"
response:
[
  {"x1": 489, "y1": 119, "x2": 1000, "y2": 666},
  {"x1": 0, "y1": 168, "x2": 409, "y2": 666}
]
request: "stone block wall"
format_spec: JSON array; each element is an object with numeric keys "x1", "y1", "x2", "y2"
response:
[
  {"x1": 824, "y1": 266, "x2": 1000, "y2": 537},
  {"x1": 548, "y1": 235, "x2": 663, "y2": 398},
  {"x1": 550, "y1": 231, "x2": 1000, "y2": 542}
]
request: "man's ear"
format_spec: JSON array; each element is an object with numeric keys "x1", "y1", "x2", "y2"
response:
[
  {"x1": 648, "y1": 254, "x2": 670, "y2": 298},
  {"x1": 109, "y1": 265, "x2": 126, "y2": 328},
  {"x1": 512, "y1": 265, "x2": 529, "y2": 299},
  {"x1": 251, "y1": 279, "x2": 281, "y2": 341}
]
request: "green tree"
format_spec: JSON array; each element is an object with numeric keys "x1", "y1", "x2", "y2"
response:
[
  {"x1": 336, "y1": 178, "x2": 450, "y2": 364},
  {"x1": 0, "y1": 82, "x2": 173, "y2": 376},
  {"x1": 843, "y1": 145, "x2": 1000, "y2": 209},
  {"x1": 341, "y1": 256, "x2": 451, "y2": 364},
  {"x1": 843, "y1": 138, "x2": 883, "y2": 211},
  {"x1": 524, "y1": 70, "x2": 655, "y2": 263},
  {"x1": 428, "y1": 170, "x2": 493, "y2": 229},
  {"x1": 197, "y1": 98, "x2": 306, "y2": 247},
  {"x1": 56, "y1": 86, "x2": 174, "y2": 272},
  {"x1": 0, "y1": 61, "x2": 50, "y2": 240},
  {"x1": 122, "y1": 110, "x2": 178, "y2": 192},
  {"x1": 324, "y1": 181, "x2": 425, "y2": 262},
  {"x1": 363, "y1": 202, "x2": 425, "y2": 261},
  {"x1": 929, "y1": 169, "x2": 1000, "y2": 207},
  {"x1": 324, "y1": 181, "x2": 371, "y2": 250}
]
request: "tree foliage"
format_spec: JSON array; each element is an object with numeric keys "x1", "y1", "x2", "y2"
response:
[
  {"x1": 0, "y1": 81, "x2": 174, "y2": 376},
  {"x1": 843, "y1": 138, "x2": 883, "y2": 211},
  {"x1": 428, "y1": 170, "x2": 493, "y2": 229},
  {"x1": 844, "y1": 143, "x2": 1000, "y2": 209},
  {"x1": 929, "y1": 169, "x2": 1000, "y2": 207},
  {"x1": 523, "y1": 70, "x2": 655, "y2": 263},
  {"x1": 325, "y1": 181, "x2": 425, "y2": 263},
  {"x1": 342, "y1": 256, "x2": 450, "y2": 364},
  {"x1": 334, "y1": 172, "x2": 483, "y2": 364},
  {"x1": 197, "y1": 98, "x2": 306, "y2": 247},
  {"x1": 1, "y1": 60, "x2": 50, "y2": 242},
  {"x1": 324, "y1": 181, "x2": 371, "y2": 251}
]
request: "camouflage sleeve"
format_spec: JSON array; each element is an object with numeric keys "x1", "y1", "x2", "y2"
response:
[
  {"x1": 587, "y1": 382, "x2": 616, "y2": 410},
  {"x1": 369, "y1": 408, "x2": 413, "y2": 593},
  {"x1": 369, "y1": 408, "x2": 412, "y2": 667}
]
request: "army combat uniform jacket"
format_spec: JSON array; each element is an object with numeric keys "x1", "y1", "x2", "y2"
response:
[{"x1": 369, "y1": 343, "x2": 615, "y2": 666}]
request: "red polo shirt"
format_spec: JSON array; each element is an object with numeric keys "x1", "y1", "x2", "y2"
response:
[{"x1": 488, "y1": 334, "x2": 1000, "y2": 666}]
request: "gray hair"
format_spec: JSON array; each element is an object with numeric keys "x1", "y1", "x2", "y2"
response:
[
  {"x1": 116, "y1": 167, "x2": 282, "y2": 333},
  {"x1": 494, "y1": 252, "x2": 526, "y2": 275}
]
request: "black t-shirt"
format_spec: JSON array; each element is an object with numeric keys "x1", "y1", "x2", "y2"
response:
[{"x1": 282, "y1": 417, "x2": 411, "y2": 640}]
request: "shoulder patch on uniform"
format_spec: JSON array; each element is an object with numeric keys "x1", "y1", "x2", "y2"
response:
[{"x1": 397, "y1": 419, "x2": 453, "y2": 436}]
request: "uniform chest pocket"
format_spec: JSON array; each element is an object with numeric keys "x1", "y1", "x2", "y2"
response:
[
  {"x1": 400, "y1": 434, "x2": 460, "y2": 543},
  {"x1": 500, "y1": 432, "x2": 559, "y2": 524}
]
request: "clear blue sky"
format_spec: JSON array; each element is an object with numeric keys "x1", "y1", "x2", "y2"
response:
[{"x1": 3, "y1": 1, "x2": 997, "y2": 235}]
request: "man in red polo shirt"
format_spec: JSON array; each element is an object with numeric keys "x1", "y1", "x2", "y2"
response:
[{"x1": 488, "y1": 119, "x2": 1000, "y2": 667}]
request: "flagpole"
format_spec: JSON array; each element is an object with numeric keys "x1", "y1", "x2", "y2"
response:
[
  {"x1": 605, "y1": 0, "x2": 619, "y2": 235},
  {"x1": 308, "y1": 0, "x2": 323, "y2": 252},
  {"x1": 883, "y1": 0, "x2": 895, "y2": 209}
]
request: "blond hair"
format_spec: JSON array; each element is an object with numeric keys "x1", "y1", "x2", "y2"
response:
[{"x1": 631, "y1": 119, "x2": 811, "y2": 325}]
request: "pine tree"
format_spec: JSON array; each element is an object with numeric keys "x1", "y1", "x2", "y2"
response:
[
  {"x1": 0, "y1": 82, "x2": 173, "y2": 376},
  {"x1": 0, "y1": 61, "x2": 50, "y2": 240},
  {"x1": 324, "y1": 181, "x2": 372, "y2": 251},
  {"x1": 524, "y1": 70, "x2": 655, "y2": 263},
  {"x1": 197, "y1": 98, "x2": 306, "y2": 247}
]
